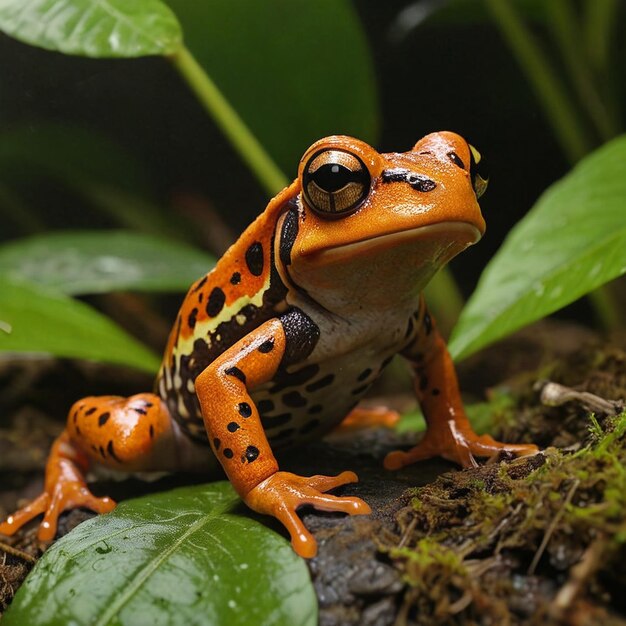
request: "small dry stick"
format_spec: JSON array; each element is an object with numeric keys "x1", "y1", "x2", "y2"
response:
[
  {"x1": 397, "y1": 515, "x2": 418, "y2": 549},
  {"x1": 0, "y1": 541, "x2": 37, "y2": 565},
  {"x1": 536, "y1": 380, "x2": 623, "y2": 415},
  {"x1": 528, "y1": 479, "x2": 579, "y2": 575},
  {"x1": 550, "y1": 538, "x2": 606, "y2": 620}
]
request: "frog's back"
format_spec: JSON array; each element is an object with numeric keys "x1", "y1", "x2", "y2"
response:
[{"x1": 156, "y1": 186, "x2": 297, "y2": 440}]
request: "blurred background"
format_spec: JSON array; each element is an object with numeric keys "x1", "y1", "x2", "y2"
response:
[{"x1": 1, "y1": 0, "x2": 624, "y2": 348}]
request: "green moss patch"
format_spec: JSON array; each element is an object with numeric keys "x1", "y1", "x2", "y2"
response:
[{"x1": 381, "y1": 412, "x2": 626, "y2": 625}]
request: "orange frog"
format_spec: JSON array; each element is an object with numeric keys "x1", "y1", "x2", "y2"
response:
[{"x1": 1, "y1": 133, "x2": 537, "y2": 557}]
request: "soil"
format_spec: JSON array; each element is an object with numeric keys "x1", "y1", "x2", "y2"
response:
[{"x1": 1, "y1": 319, "x2": 625, "y2": 625}]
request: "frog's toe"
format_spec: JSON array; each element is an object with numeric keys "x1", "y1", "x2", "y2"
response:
[
  {"x1": 275, "y1": 506, "x2": 318, "y2": 558},
  {"x1": 0, "y1": 493, "x2": 50, "y2": 537},
  {"x1": 467, "y1": 435, "x2": 540, "y2": 460},
  {"x1": 306, "y1": 470, "x2": 358, "y2": 491},
  {"x1": 1, "y1": 486, "x2": 116, "y2": 542}
]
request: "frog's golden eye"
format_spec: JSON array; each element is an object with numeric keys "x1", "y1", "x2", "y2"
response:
[{"x1": 302, "y1": 149, "x2": 371, "y2": 218}]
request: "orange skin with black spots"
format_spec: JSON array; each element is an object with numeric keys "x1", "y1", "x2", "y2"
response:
[{"x1": 0, "y1": 132, "x2": 537, "y2": 557}]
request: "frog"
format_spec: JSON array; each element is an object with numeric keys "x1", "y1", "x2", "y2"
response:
[{"x1": 0, "y1": 132, "x2": 538, "y2": 558}]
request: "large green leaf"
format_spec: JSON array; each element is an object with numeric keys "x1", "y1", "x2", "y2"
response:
[
  {"x1": 0, "y1": 0, "x2": 182, "y2": 57},
  {"x1": 0, "y1": 231, "x2": 215, "y2": 295},
  {"x1": 165, "y1": 0, "x2": 379, "y2": 176},
  {"x1": 0, "y1": 277, "x2": 160, "y2": 372},
  {"x1": 3, "y1": 483, "x2": 317, "y2": 626},
  {"x1": 449, "y1": 135, "x2": 626, "y2": 360}
]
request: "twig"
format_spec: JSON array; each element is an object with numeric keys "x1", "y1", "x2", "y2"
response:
[
  {"x1": 0, "y1": 541, "x2": 37, "y2": 564},
  {"x1": 528, "y1": 479, "x2": 579, "y2": 575},
  {"x1": 397, "y1": 515, "x2": 418, "y2": 550},
  {"x1": 535, "y1": 380, "x2": 623, "y2": 416},
  {"x1": 550, "y1": 537, "x2": 606, "y2": 620}
]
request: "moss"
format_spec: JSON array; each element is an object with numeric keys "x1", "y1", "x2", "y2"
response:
[{"x1": 382, "y1": 412, "x2": 626, "y2": 625}]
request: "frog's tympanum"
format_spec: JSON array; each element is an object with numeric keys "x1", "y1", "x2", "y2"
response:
[{"x1": 1, "y1": 134, "x2": 537, "y2": 557}]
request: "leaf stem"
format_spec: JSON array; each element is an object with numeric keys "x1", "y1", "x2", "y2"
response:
[
  {"x1": 583, "y1": 0, "x2": 618, "y2": 73},
  {"x1": 588, "y1": 283, "x2": 623, "y2": 331},
  {"x1": 169, "y1": 45, "x2": 288, "y2": 196},
  {"x1": 583, "y1": 0, "x2": 622, "y2": 133},
  {"x1": 484, "y1": 0, "x2": 591, "y2": 163},
  {"x1": 423, "y1": 268, "x2": 465, "y2": 337},
  {"x1": 547, "y1": 0, "x2": 617, "y2": 141}
]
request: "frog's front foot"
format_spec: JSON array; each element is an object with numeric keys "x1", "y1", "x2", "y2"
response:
[
  {"x1": 384, "y1": 423, "x2": 539, "y2": 470},
  {"x1": 0, "y1": 475, "x2": 116, "y2": 541},
  {"x1": 244, "y1": 470, "x2": 371, "y2": 558}
]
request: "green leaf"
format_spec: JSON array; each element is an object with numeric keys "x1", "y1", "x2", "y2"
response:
[
  {"x1": 449, "y1": 135, "x2": 626, "y2": 360},
  {"x1": 0, "y1": 124, "x2": 183, "y2": 236},
  {"x1": 3, "y1": 483, "x2": 317, "y2": 626},
  {"x1": 0, "y1": 0, "x2": 182, "y2": 57},
  {"x1": 0, "y1": 124, "x2": 153, "y2": 196},
  {"x1": 165, "y1": 0, "x2": 379, "y2": 176},
  {"x1": 0, "y1": 277, "x2": 160, "y2": 372},
  {"x1": 0, "y1": 231, "x2": 215, "y2": 295}
]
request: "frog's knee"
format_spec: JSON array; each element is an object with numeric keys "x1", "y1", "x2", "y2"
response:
[{"x1": 67, "y1": 393, "x2": 174, "y2": 470}]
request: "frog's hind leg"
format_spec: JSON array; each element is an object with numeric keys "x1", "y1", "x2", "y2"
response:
[
  {"x1": 335, "y1": 405, "x2": 400, "y2": 432},
  {"x1": 0, "y1": 393, "x2": 201, "y2": 541}
]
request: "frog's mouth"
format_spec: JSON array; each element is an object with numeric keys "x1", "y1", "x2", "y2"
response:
[{"x1": 314, "y1": 221, "x2": 481, "y2": 263}]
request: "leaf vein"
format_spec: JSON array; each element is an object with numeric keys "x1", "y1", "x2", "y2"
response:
[{"x1": 93, "y1": 497, "x2": 238, "y2": 626}]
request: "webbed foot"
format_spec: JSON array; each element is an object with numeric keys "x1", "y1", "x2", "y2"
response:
[
  {"x1": 245, "y1": 470, "x2": 371, "y2": 558},
  {"x1": 384, "y1": 422, "x2": 538, "y2": 470}
]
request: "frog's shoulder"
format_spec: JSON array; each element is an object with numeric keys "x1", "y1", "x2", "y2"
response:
[{"x1": 163, "y1": 181, "x2": 300, "y2": 360}]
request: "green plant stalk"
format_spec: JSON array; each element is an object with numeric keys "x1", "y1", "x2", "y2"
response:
[
  {"x1": 484, "y1": 0, "x2": 591, "y2": 163},
  {"x1": 548, "y1": 0, "x2": 617, "y2": 141},
  {"x1": 583, "y1": 0, "x2": 622, "y2": 134},
  {"x1": 588, "y1": 282, "x2": 623, "y2": 331},
  {"x1": 423, "y1": 268, "x2": 465, "y2": 338},
  {"x1": 584, "y1": 0, "x2": 618, "y2": 73},
  {"x1": 547, "y1": 1, "x2": 622, "y2": 331},
  {"x1": 485, "y1": 0, "x2": 621, "y2": 331},
  {"x1": 169, "y1": 45, "x2": 288, "y2": 196}
]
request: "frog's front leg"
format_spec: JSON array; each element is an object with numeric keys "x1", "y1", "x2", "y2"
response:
[
  {"x1": 194, "y1": 317, "x2": 370, "y2": 558},
  {"x1": 384, "y1": 307, "x2": 538, "y2": 470}
]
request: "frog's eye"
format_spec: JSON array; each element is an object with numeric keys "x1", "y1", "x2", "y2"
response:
[
  {"x1": 302, "y1": 149, "x2": 371, "y2": 217},
  {"x1": 468, "y1": 144, "x2": 488, "y2": 199}
]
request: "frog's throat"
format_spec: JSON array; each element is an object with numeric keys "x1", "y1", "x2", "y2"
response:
[{"x1": 313, "y1": 221, "x2": 481, "y2": 262}]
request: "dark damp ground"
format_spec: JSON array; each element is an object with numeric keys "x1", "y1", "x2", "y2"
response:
[{"x1": 1, "y1": 319, "x2": 625, "y2": 625}]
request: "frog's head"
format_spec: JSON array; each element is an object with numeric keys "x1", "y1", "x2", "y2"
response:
[{"x1": 276, "y1": 133, "x2": 488, "y2": 310}]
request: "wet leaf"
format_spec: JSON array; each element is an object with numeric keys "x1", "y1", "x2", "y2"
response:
[
  {"x1": 0, "y1": 231, "x2": 215, "y2": 295},
  {"x1": 0, "y1": 277, "x2": 159, "y2": 372},
  {"x1": 2, "y1": 483, "x2": 317, "y2": 626},
  {"x1": 0, "y1": 0, "x2": 182, "y2": 57},
  {"x1": 449, "y1": 135, "x2": 626, "y2": 360}
]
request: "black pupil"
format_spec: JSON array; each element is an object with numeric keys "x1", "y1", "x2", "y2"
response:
[{"x1": 311, "y1": 163, "x2": 361, "y2": 192}]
